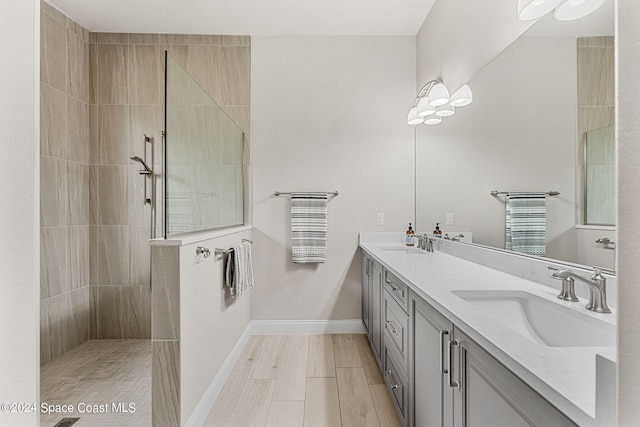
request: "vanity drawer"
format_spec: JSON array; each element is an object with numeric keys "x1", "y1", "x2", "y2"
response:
[
  {"x1": 384, "y1": 269, "x2": 409, "y2": 313},
  {"x1": 384, "y1": 344, "x2": 409, "y2": 425},
  {"x1": 384, "y1": 290, "x2": 409, "y2": 372}
]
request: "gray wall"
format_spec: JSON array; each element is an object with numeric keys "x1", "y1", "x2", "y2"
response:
[{"x1": 250, "y1": 36, "x2": 415, "y2": 321}]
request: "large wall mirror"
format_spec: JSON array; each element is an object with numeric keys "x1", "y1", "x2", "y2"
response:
[{"x1": 415, "y1": 0, "x2": 615, "y2": 270}]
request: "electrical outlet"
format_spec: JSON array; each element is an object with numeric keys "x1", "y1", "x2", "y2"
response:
[
  {"x1": 446, "y1": 212, "x2": 454, "y2": 225},
  {"x1": 376, "y1": 213, "x2": 385, "y2": 226}
]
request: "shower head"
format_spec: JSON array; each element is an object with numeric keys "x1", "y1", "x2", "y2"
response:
[{"x1": 130, "y1": 155, "x2": 153, "y2": 174}]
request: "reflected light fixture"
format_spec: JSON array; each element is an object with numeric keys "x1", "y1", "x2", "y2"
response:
[
  {"x1": 407, "y1": 80, "x2": 472, "y2": 126},
  {"x1": 554, "y1": 0, "x2": 606, "y2": 20}
]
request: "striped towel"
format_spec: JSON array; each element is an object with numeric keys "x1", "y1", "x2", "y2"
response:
[
  {"x1": 291, "y1": 192, "x2": 328, "y2": 263},
  {"x1": 225, "y1": 241, "x2": 254, "y2": 297},
  {"x1": 505, "y1": 192, "x2": 546, "y2": 256}
]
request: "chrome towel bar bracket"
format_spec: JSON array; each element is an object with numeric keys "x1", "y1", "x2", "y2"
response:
[{"x1": 214, "y1": 239, "x2": 253, "y2": 256}]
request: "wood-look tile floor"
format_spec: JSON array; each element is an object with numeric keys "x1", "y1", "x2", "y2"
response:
[
  {"x1": 204, "y1": 334, "x2": 402, "y2": 427},
  {"x1": 40, "y1": 339, "x2": 151, "y2": 427}
]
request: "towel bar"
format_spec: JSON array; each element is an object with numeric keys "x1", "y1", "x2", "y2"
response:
[
  {"x1": 491, "y1": 190, "x2": 560, "y2": 196},
  {"x1": 274, "y1": 191, "x2": 339, "y2": 196},
  {"x1": 214, "y1": 239, "x2": 253, "y2": 256}
]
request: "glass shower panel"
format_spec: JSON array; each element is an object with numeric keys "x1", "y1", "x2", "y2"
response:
[
  {"x1": 585, "y1": 124, "x2": 615, "y2": 226},
  {"x1": 164, "y1": 52, "x2": 245, "y2": 237}
]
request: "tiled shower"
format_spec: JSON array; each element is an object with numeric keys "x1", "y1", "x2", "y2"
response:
[{"x1": 39, "y1": 0, "x2": 250, "y2": 365}]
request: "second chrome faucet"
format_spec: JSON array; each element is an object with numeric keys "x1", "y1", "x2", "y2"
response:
[{"x1": 549, "y1": 266, "x2": 612, "y2": 314}]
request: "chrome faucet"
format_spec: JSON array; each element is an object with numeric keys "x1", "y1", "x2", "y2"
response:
[
  {"x1": 549, "y1": 267, "x2": 578, "y2": 302},
  {"x1": 451, "y1": 234, "x2": 464, "y2": 242},
  {"x1": 550, "y1": 267, "x2": 611, "y2": 314},
  {"x1": 415, "y1": 234, "x2": 434, "y2": 252}
]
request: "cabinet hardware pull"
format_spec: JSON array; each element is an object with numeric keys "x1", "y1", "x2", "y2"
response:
[
  {"x1": 391, "y1": 384, "x2": 399, "y2": 390},
  {"x1": 440, "y1": 330, "x2": 449, "y2": 374},
  {"x1": 448, "y1": 339, "x2": 461, "y2": 389},
  {"x1": 385, "y1": 370, "x2": 392, "y2": 376},
  {"x1": 385, "y1": 280, "x2": 398, "y2": 291},
  {"x1": 386, "y1": 320, "x2": 397, "y2": 335}
]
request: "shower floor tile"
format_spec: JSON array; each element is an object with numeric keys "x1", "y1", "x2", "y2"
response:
[{"x1": 40, "y1": 339, "x2": 151, "y2": 427}]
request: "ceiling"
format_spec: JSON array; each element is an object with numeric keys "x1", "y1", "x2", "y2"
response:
[{"x1": 46, "y1": 0, "x2": 436, "y2": 36}]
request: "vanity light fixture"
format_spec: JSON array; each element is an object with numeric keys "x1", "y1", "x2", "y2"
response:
[
  {"x1": 554, "y1": 0, "x2": 606, "y2": 21},
  {"x1": 424, "y1": 115, "x2": 443, "y2": 125},
  {"x1": 407, "y1": 107, "x2": 423, "y2": 125},
  {"x1": 435, "y1": 103, "x2": 455, "y2": 117},
  {"x1": 449, "y1": 84, "x2": 473, "y2": 107},
  {"x1": 517, "y1": 0, "x2": 605, "y2": 21},
  {"x1": 518, "y1": 0, "x2": 563, "y2": 21},
  {"x1": 407, "y1": 79, "x2": 473, "y2": 126},
  {"x1": 427, "y1": 82, "x2": 450, "y2": 107}
]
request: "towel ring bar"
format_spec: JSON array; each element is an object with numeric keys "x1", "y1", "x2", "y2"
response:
[
  {"x1": 490, "y1": 190, "x2": 560, "y2": 196},
  {"x1": 274, "y1": 191, "x2": 339, "y2": 196}
]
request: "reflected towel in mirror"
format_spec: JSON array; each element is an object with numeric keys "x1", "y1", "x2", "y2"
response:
[{"x1": 505, "y1": 192, "x2": 546, "y2": 256}]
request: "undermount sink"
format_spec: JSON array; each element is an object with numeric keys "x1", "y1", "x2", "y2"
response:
[
  {"x1": 378, "y1": 246, "x2": 424, "y2": 255},
  {"x1": 452, "y1": 290, "x2": 615, "y2": 347}
]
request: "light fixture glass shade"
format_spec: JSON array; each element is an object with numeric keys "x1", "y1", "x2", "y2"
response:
[
  {"x1": 407, "y1": 107, "x2": 423, "y2": 125},
  {"x1": 518, "y1": 0, "x2": 563, "y2": 20},
  {"x1": 427, "y1": 83, "x2": 450, "y2": 107},
  {"x1": 417, "y1": 97, "x2": 436, "y2": 117},
  {"x1": 424, "y1": 115, "x2": 442, "y2": 125},
  {"x1": 449, "y1": 84, "x2": 473, "y2": 107},
  {"x1": 435, "y1": 104, "x2": 455, "y2": 117},
  {"x1": 554, "y1": 0, "x2": 606, "y2": 21}
]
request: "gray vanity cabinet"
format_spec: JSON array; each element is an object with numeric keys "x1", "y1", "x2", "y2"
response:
[
  {"x1": 362, "y1": 253, "x2": 371, "y2": 334},
  {"x1": 452, "y1": 328, "x2": 577, "y2": 427},
  {"x1": 411, "y1": 293, "x2": 454, "y2": 427},
  {"x1": 362, "y1": 252, "x2": 383, "y2": 364}
]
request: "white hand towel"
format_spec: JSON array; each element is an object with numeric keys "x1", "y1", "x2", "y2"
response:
[{"x1": 225, "y1": 241, "x2": 254, "y2": 297}]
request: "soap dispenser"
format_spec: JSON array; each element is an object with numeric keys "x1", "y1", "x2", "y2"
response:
[
  {"x1": 433, "y1": 223, "x2": 442, "y2": 238},
  {"x1": 406, "y1": 223, "x2": 415, "y2": 246}
]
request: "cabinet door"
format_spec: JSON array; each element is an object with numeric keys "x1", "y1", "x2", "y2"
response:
[
  {"x1": 412, "y1": 295, "x2": 454, "y2": 427},
  {"x1": 453, "y1": 329, "x2": 577, "y2": 427},
  {"x1": 371, "y1": 260, "x2": 383, "y2": 361},
  {"x1": 361, "y1": 253, "x2": 370, "y2": 335}
]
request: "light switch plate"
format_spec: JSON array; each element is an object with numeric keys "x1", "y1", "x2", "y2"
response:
[
  {"x1": 446, "y1": 212, "x2": 454, "y2": 225},
  {"x1": 376, "y1": 213, "x2": 384, "y2": 226}
]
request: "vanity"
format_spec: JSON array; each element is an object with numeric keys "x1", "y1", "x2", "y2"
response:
[{"x1": 360, "y1": 233, "x2": 616, "y2": 427}]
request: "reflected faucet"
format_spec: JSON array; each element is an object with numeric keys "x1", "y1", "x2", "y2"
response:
[
  {"x1": 550, "y1": 267, "x2": 611, "y2": 314},
  {"x1": 130, "y1": 155, "x2": 153, "y2": 175}
]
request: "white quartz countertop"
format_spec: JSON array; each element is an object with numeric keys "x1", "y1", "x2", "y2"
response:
[{"x1": 359, "y1": 237, "x2": 616, "y2": 427}]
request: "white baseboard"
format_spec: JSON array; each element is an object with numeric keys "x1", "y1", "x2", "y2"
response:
[
  {"x1": 250, "y1": 319, "x2": 365, "y2": 335},
  {"x1": 184, "y1": 323, "x2": 252, "y2": 427},
  {"x1": 184, "y1": 319, "x2": 365, "y2": 426}
]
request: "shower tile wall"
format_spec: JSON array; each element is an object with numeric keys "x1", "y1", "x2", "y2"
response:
[
  {"x1": 40, "y1": 0, "x2": 251, "y2": 357},
  {"x1": 89, "y1": 33, "x2": 251, "y2": 339},
  {"x1": 40, "y1": 1, "x2": 91, "y2": 365}
]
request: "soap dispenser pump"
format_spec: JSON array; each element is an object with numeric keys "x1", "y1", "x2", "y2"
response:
[
  {"x1": 433, "y1": 223, "x2": 442, "y2": 238},
  {"x1": 406, "y1": 223, "x2": 415, "y2": 246}
]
